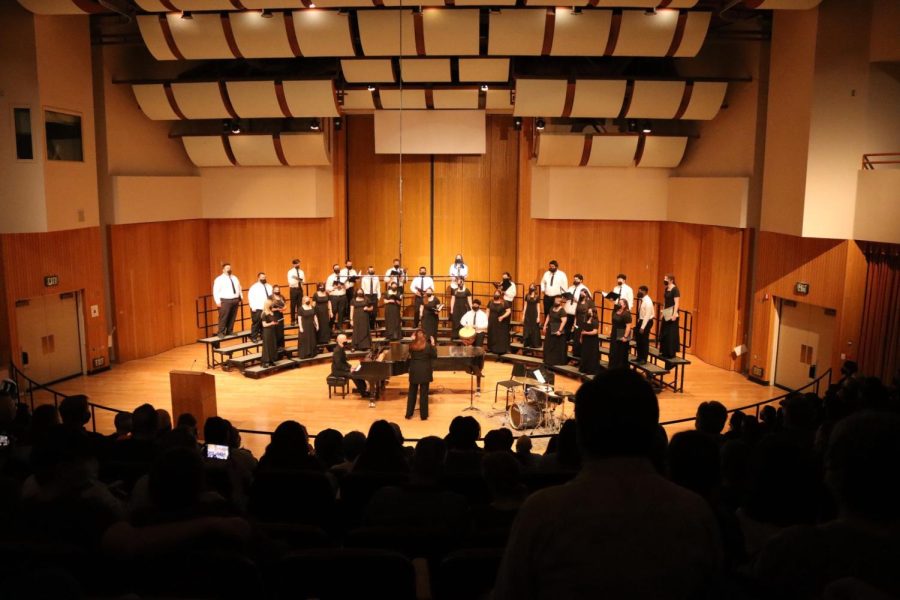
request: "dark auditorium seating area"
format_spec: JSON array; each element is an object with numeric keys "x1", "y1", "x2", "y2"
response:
[{"x1": 0, "y1": 367, "x2": 898, "y2": 600}]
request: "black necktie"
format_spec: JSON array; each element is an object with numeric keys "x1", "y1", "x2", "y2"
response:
[
  {"x1": 550, "y1": 272, "x2": 555, "y2": 287},
  {"x1": 295, "y1": 267, "x2": 300, "y2": 285},
  {"x1": 229, "y1": 276, "x2": 236, "y2": 294},
  {"x1": 419, "y1": 276, "x2": 424, "y2": 292}
]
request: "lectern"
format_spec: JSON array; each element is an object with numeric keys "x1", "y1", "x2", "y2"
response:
[{"x1": 169, "y1": 370, "x2": 217, "y2": 428}]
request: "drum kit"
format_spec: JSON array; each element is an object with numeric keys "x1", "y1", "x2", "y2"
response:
[
  {"x1": 507, "y1": 386, "x2": 571, "y2": 433},
  {"x1": 458, "y1": 326, "x2": 477, "y2": 346}
]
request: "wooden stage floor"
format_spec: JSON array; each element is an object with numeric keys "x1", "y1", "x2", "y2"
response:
[{"x1": 51, "y1": 344, "x2": 780, "y2": 457}]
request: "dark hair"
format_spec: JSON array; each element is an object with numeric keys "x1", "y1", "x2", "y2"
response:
[
  {"x1": 668, "y1": 430, "x2": 720, "y2": 499},
  {"x1": 132, "y1": 403, "x2": 159, "y2": 438},
  {"x1": 549, "y1": 260, "x2": 558, "y2": 267},
  {"x1": 410, "y1": 329, "x2": 427, "y2": 351},
  {"x1": 204, "y1": 416, "x2": 231, "y2": 445},
  {"x1": 222, "y1": 262, "x2": 231, "y2": 268},
  {"x1": 114, "y1": 411, "x2": 133, "y2": 434},
  {"x1": 695, "y1": 401, "x2": 728, "y2": 436},
  {"x1": 574, "y1": 273, "x2": 583, "y2": 280},
  {"x1": 472, "y1": 299, "x2": 482, "y2": 307},
  {"x1": 343, "y1": 430, "x2": 366, "y2": 461},
  {"x1": 617, "y1": 273, "x2": 626, "y2": 280},
  {"x1": 484, "y1": 428, "x2": 514, "y2": 453},
  {"x1": 257, "y1": 272, "x2": 265, "y2": 278},
  {"x1": 413, "y1": 436, "x2": 447, "y2": 479},
  {"x1": 575, "y1": 369, "x2": 659, "y2": 459},
  {"x1": 314, "y1": 428, "x2": 344, "y2": 468},
  {"x1": 292, "y1": 258, "x2": 301, "y2": 266},
  {"x1": 665, "y1": 273, "x2": 676, "y2": 284},
  {"x1": 58, "y1": 395, "x2": 90, "y2": 427},
  {"x1": 447, "y1": 416, "x2": 481, "y2": 451},
  {"x1": 639, "y1": 285, "x2": 649, "y2": 293}
]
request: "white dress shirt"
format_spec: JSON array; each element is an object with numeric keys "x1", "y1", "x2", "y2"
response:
[
  {"x1": 339, "y1": 268, "x2": 358, "y2": 290},
  {"x1": 385, "y1": 266, "x2": 407, "y2": 285},
  {"x1": 410, "y1": 275, "x2": 435, "y2": 296},
  {"x1": 604, "y1": 282, "x2": 635, "y2": 310},
  {"x1": 564, "y1": 297, "x2": 578, "y2": 316},
  {"x1": 461, "y1": 309, "x2": 489, "y2": 331},
  {"x1": 325, "y1": 273, "x2": 345, "y2": 296},
  {"x1": 360, "y1": 274, "x2": 381, "y2": 298},
  {"x1": 569, "y1": 282, "x2": 591, "y2": 302},
  {"x1": 639, "y1": 295, "x2": 656, "y2": 329},
  {"x1": 449, "y1": 262, "x2": 469, "y2": 288},
  {"x1": 213, "y1": 274, "x2": 242, "y2": 304},
  {"x1": 502, "y1": 281, "x2": 517, "y2": 303},
  {"x1": 541, "y1": 269, "x2": 568, "y2": 297},
  {"x1": 248, "y1": 282, "x2": 272, "y2": 311},
  {"x1": 287, "y1": 267, "x2": 305, "y2": 289}
]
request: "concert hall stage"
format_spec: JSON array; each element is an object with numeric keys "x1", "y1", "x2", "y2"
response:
[{"x1": 51, "y1": 344, "x2": 780, "y2": 457}]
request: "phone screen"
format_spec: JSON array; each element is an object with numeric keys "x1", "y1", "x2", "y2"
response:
[
  {"x1": 206, "y1": 444, "x2": 229, "y2": 460},
  {"x1": 0, "y1": 435, "x2": 9, "y2": 448}
]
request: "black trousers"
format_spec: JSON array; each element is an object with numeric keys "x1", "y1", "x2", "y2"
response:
[
  {"x1": 366, "y1": 294, "x2": 379, "y2": 330},
  {"x1": 217, "y1": 298, "x2": 240, "y2": 336},
  {"x1": 289, "y1": 287, "x2": 302, "y2": 324},
  {"x1": 543, "y1": 295, "x2": 557, "y2": 318},
  {"x1": 330, "y1": 296, "x2": 346, "y2": 329},
  {"x1": 344, "y1": 288, "x2": 354, "y2": 321},
  {"x1": 413, "y1": 296, "x2": 424, "y2": 328},
  {"x1": 635, "y1": 321, "x2": 652, "y2": 362},
  {"x1": 473, "y1": 332, "x2": 486, "y2": 348},
  {"x1": 406, "y1": 382, "x2": 430, "y2": 419},
  {"x1": 250, "y1": 309, "x2": 263, "y2": 340}
]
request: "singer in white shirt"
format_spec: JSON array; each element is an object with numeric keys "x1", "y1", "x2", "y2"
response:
[
  {"x1": 360, "y1": 267, "x2": 381, "y2": 329},
  {"x1": 540, "y1": 260, "x2": 568, "y2": 315},
  {"x1": 410, "y1": 268, "x2": 435, "y2": 328},
  {"x1": 287, "y1": 259, "x2": 305, "y2": 325},
  {"x1": 460, "y1": 300, "x2": 489, "y2": 347},
  {"x1": 339, "y1": 261, "x2": 359, "y2": 322},
  {"x1": 248, "y1": 273, "x2": 273, "y2": 342},
  {"x1": 213, "y1": 263, "x2": 242, "y2": 338},
  {"x1": 449, "y1": 254, "x2": 468, "y2": 290},
  {"x1": 602, "y1": 274, "x2": 634, "y2": 311},
  {"x1": 385, "y1": 260, "x2": 407, "y2": 289},
  {"x1": 500, "y1": 272, "x2": 517, "y2": 303},
  {"x1": 634, "y1": 286, "x2": 656, "y2": 363}
]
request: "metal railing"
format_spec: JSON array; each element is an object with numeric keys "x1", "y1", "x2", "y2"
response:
[
  {"x1": 593, "y1": 291, "x2": 693, "y2": 356},
  {"x1": 862, "y1": 153, "x2": 900, "y2": 169}
]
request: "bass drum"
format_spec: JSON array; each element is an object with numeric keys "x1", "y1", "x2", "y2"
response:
[{"x1": 509, "y1": 401, "x2": 542, "y2": 430}]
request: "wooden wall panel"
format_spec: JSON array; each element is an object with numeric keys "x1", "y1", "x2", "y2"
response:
[
  {"x1": 694, "y1": 226, "x2": 745, "y2": 370},
  {"x1": 658, "y1": 222, "x2": 703, "y2": 312},
  {"x1": 748, "y1": 231, "x2": 864, "y2": 382},
  {"x1": 0, "y1": 227, "x2": 109, "y2": 372},
  {"x1": 109, "y1": 219, "x2": 210, "y2": 363},
  {"x1": 347, "y1": 115, "x2": 431, "y2": 275}
]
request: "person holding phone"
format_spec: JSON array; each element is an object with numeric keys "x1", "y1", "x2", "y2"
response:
[{"x1": 406, "y1": 329, "x2": 437, "y2": 421}]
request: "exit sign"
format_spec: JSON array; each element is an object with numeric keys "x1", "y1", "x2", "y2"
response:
[
  {"x1": 795, "y1": 281, "x2": 809, "y2": 295},
  {"x1": 44, "y1": 275, "x2": 59, "y2": 287}
]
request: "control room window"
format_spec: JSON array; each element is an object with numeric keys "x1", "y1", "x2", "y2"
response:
[
  {"x1": 14, "y1": 108, "x2": 33, "y2": 160},
  {"x1": 45, "y1": 110, "x2": 83, "y2": 161}
]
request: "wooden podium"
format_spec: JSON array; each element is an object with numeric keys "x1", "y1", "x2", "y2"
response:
[{"x1": 169, "y1": 370, "x2": 217, "y2": 428}]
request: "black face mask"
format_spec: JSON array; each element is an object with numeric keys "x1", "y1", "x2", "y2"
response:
[
  {"x1": 456, "y1": 258, "x2": 462, "y2": 264},
  {"x1": 394, "y1": 264, "x2": 400, "y2": 268},
  {"x1": 368, "y1": 270, "x2": 374, "y2": 275},
  {"x1": 663, "y1": 280, "x2": 669, "y2": 286},
  {"x1": 549, "y1": 266, "x2": 557, "y2": 272},
  {"x1": 637, "y1": 292, "x2": 645, "y2": 299},
  {"x1": 420, "y1": 272, "x2": 427, "y2": 277},
  {"x1": 493, "y1": 294, "x2": 501, "y2": 300},
  {"x1": 334, "y1": 268, "x2": 340, "y2": 273},
  {"x1": 259, "y1": 279, "x2": 267, "y2": 284}
]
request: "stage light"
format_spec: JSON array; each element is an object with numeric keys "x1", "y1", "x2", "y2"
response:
[
  {"x1": 334, "y1": 118, "x2": 342, "y2": 131},
  {"x1": 231, "y1": 121, "x2": 241, "y2": 134},
  {"x1": 367, "y1": 84, "x2": 376, "y2": 92},
  {"x1": 627, "y1": 119, "x2": 638, "y2": 133},
  {"x1": 513, "y1": 117, "x2": 522, "y2": 131},
  {"x1": 535, "y1": 118, "x2": 545, "y2": 131},
  {"x1": 260, "y1": 9, "x2": 273, "y2": 18},
  {"x1": 180, "y1": 10, "x2": 192, "y2": 19},
  {"x1": 309, "y1": 2, "x2": 316, "y2": 7},
  {"x1": 641, "y1": 120, "x2": 652, "y2": 134},
  {"x1": 570, "y1": 7, "x2": 582, "y2": 15},
  {"x1": 644, "y1": 7, "x2": 657, "y2": 15},
  {"x1": 310, "y1": 119, "x2": 321, "y2": 131},
  {"x1": 480, "y1": 84, "x2": 489, "y2": 92}
]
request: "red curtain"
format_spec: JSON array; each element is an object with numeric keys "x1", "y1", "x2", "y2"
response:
[{"x1": 857, "y1": 242, "x2": 900, "y2": 382}]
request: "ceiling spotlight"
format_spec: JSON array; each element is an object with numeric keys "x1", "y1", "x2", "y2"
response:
[
  {"x1": 367, "y1": 84, "x2": 376, "y2": 92},
  {"x1": 310, "y1": 119, "x2": 321, "y2": 131},
  {"x1": 627, "y1": 119, "x2": 638, "y2": 133},
  {"x1": 644, "y1": 7, "x2": 657, "y2": 15},
  {"x1": 570, "y1": 7, "x2": 582, "y2": 15},
  {"x1": 180, "y1": 10, "x2": 192, "y2": 19},
  {"x1": 334, "y1": 118, "x2": 342, "y2": 131},
  {"x1": 535, "y1": 118, "x2": 546, "y2": 131},
  {"x1": 413, "y1": 6, "x2": 423, "y2": 14},
  {"x1": 513, "y1": 117, "x2": 522, "y2": 131},
  {"x1": 480, "y1": 84, "x2": 489, "y2": 92},
  {"x1": 641, "y1": 120, "x2": 652, "y2": 134},
  {"x1": 224, "y1": 119, "x2": 241, "y2": 134},
  {"x1": 308, "y1": 2, "x2": 316, "y2": 7},
  {"x1": 260, "y1": 9, "x2": 272, "y2": 18}
]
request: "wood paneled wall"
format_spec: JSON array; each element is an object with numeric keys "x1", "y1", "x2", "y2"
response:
[
  {"x1": 347, "y1": 115, "x2": 518, "y2": 283},
  {"x1": 749, "y1": 231, "x2": 867, "y2": 382},
  {"x1": 0, "y1": 227, "x2": 108, "y2": 371},
  {"x1": 109, "y1": 220, "x2": 209, "y2": 363}
]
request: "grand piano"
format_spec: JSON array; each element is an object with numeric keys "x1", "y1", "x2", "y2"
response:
[{"x1": 355, "y1": 342, "x2": 485, "y2": 400}]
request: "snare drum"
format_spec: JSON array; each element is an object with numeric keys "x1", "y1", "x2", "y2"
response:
[{"x1": 509, "y1": 401, "x2": 542, "y2": 430}]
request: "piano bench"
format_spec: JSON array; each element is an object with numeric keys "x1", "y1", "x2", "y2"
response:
[{"x1": 327, "y1": 376, "x2": 349, "y2": 398}]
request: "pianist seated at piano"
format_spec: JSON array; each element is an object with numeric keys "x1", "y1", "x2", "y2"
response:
[{"x1": 331, "y1": 334, "x2": 369, "y2": 398}]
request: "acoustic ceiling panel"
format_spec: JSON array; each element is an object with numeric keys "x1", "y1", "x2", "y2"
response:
[
  {"x1": 306, "y1": 0, "x2": 373, "y2": 6},
  {"x1": 638, "y1": 136, "x2": 688, "y2": 167},
  {"x1": 182, "y1": 137, "x2": 233, "y2": 167},
  {"x1": 454, "y1": 0, "x2": 517, "y2": 5},
  {"x1": 526, "y1": 0, "x2": 588, "y2": 6},
  {"x1": 357, "y1": 10, "x2": 417, "y2": 56},
  {"x1": 485, "y1": 89, "x2": 514, "y2": 111},
  {"x1": 229, "y1": 135, "x2": 282, "y2": 166},
  {"x1": 281, "y1": 133, "x2": 331, "y2": 166},
  {"x1": 341, "y1": 59, "x2": 396, "y2": 83},
  {"x1": 379, "y1": 89, "x2": 428, "y2": 110},
  {"x1": 751, "y1": 0, "x2": 823, "y2": 8},
  {"x1": 656, "y1": 0, "x2": 699, "y2": 6},
  {"x1": 229, "y1": 12, "x2": 295, "y2": 59},
  {"x1": 423, "y1": 9, "x2": 480, "y2": 56},
  {"x1": 679, "y1": 81, "x2": 727, "y2": 120},
  {"x1": 136, "y1": 15, "x2": 178, "y2": 61},
  {"x1": 137, "y1": 0, "x2": 235, "y2": 9},
  {"x1": 341, "y1": 90, "x2": 376, "y2": 111},
  {"x1": 226, "y1": 81, "x2": 283, "y2": 119},
  {"x1": 513, "y1": 79, "x2": 568, "y2": 117},
  {"x1": 458, "y1": 59, "x2": 510, "y2": 83},
  {"x1": 432, "y1": 89, "x2": 480, "y2": 109},
  {"x1": 536, "y1": 134, "x2": 585, "y2": 166},
  {"x1": 569, "y1": 80, "x2": 627, "y2": 118},
  {"x1": 550, "y1": 10, "x2": 612, "y2": 56},
  {"x1": 17, "y1": 0, "x2": 92, "y2": 14},
  {"x1": 292, "y1": 11, "x2": 355, "y2": 57},
  {"x1": 167, "y1": 13, "x2": 233, "y2": 59},
  {"x1": 171, "y1": 82, "x2": 232, "y2": 119},
  {"x1": 626, "y1": 80, "x2": 686, "y2": 119},
  {"x1": 613, "y1": 9, "x2": 679, "y2": 56},
  {"x1": 673, "y1": 11, "x2": 712, "y2": 57},
  {"x1": 488, "y1": 10, "x2": 547, "y2": 56},
  {"x1": 592, "y1": 0, "x2": 655, "y2": 5},
  {"x1": 240, "y1": 0, "x2": 307, "y2": 7},
  {"x1": 382, "y1": 0, "x2": 445, "y2": 5},
  {"x1": 586, "y1": 136, "x2": 639, "y2": 167},
  {"x1": 401, "y1": 59, "x2": 452, "y2": 83},
  {"x1": 131, "y1": 84, "x2": 181, "y2": 121},
  {"x1": 282, "y1": 80, "x2": 341, "y2": 117}
]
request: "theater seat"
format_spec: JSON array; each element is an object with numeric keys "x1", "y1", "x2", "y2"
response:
[
  {"x1": 433, "y1": 548, "x2": 504, "y2": 600},
  {"x1": 272, "y1": 548, "x2": 415, "y2": 600}
]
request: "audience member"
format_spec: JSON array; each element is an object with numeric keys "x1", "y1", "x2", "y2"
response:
[
  {"x1": 483, "y1": 428, "x2": 514, "y2": 453},
  {"x1": 695, "y1": 400, "x2": 728, "y2": 440},
  {"x1": 494, "y1": 369, "x2": 722, "y2": 600},
  {"x1": 537, "y1": 419, "x2": 580, "y2": 473},
  {"x1": 257, "y1": 420, "x2": 321, "y2": 472},
  {"x1": 514, "y1": 435, "x2": 538, "y2": 471},
  {"x1": 314, "y1": 428, "x2": 344, "y2": 469},
  {"x1": 109, "y1": 411, "x2": 133, "y2": 442},
  {"x1": 175, "y1": 412, "x2": 198, "y2": 440},
  {"x1": 352, "y1": 420, "x2": 409, "y2": 474},
  {"x1": 155, "y1": 408, "x2": 173, "y2": 435},
  {"x1": 445, "y1": 416, "x2": 482, "y2": 474}
]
